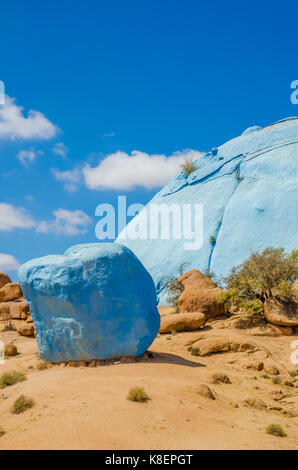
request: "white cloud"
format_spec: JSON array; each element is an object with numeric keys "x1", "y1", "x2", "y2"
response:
[
  {"x1": 0, "y1": 203, "x2": 35, "y2": 231},
  {"x1": 0, "y1": 202, "x2": 91, "y2": 236},
  {"x1": 0, "y1": 253, "x2": 20, "y2": 271},
  {"x1": 53, "y1": 168, "x2": 81, "y2": 192},
  {"x1": 17, "y1": 148, "x2": 43, "y2": 166},
  {"x1": 36, "y1": 208, "x2": 91, "y2": 235},
  {"x1": 52, "y1": 142, "x2": 68, "y2": 158},
  {"x1": 82, "y1": 149, "x2": 204, "y2": 191},
  {"x1": 102, "y1": 133, "x2": 116, "y2": 137},
  {"x1": 0, "y1": 96, "x2": 58, "y2": 141}
]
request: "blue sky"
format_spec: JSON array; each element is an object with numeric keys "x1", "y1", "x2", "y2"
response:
[{"x1": 0, "y1": 0, "x2": 297, "y2": 280}]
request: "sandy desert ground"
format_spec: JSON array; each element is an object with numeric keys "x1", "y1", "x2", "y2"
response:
[{"x1": 0, "y1": 312, "x2": 297, "y2": 450}]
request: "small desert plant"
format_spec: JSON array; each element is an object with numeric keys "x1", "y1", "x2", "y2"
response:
[
  {"x1": 162, "y1": 262, "x2": 189, "y2": 309},
  {"x1": 180, "y1": 156, "x2": 196, "y2": 176},
  {"x1": 218, "y1": 247, "x2": 298, "y2": 318},
  {"x1": 171, "y1": 330, "x2": 177, "y2": 336},
  {"x1": 266, "y1": 423, "x2": 287, "y2": 437},
  {"x1": 288, "y1": 370, "x2": 297, "y2": 377},
  {"x1": 187, "y1": 346, "x2": 200, "y2": 356},
  {"x1": 0, "y1": 371, "x2": 26, "y2": 388},
  {"x1": 2, "y1": 319, "x2": 16, "y2": 332},
  {"x1": 271, "y1": 376, "x2": 282, "y2": 385},
  {"x1": 0, "y1": 426, "x2": 5, "y2": 437},
  {"x1": 36, "y1": 362, "x2": 48, "y2": 371},
  {"x1": 11, "y1": 395, "x2": 35, "y2": 414},
  {"x1": 127, "y1": 387, "x2": 149, "y2": 403},
  {"x1": 209, "y1": 235, "x2": 216, "y2": 244},
  {"x1": 261, "y1": 374, "x2": 270, "y2": 380}
]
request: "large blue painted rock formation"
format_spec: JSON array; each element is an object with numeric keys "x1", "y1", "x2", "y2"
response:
[
  {"x1": 117, "y1": 117, "x2": 298, "y2": 304},
  {"x1": 18, "y1": 243, "x2": 160, "y2": 363}
]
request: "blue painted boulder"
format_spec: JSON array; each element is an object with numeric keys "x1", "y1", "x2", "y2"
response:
[
  {"x1": 116, "y1": 117, "x2": 298, "y2": 304},
  {"x1": 18, "y1": 243, "x2": 160, "y2": 363}
]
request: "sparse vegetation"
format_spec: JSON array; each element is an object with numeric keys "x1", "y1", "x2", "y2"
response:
[
  {"x1": 187, "y1": 346, "x2": 200, "y2": 356},
  {"x1": 36, "y1": 362, "x2": 48, "y2": 370},
  {"x1": 266, "y1": 423, "x2": 287, "y2": 437},
  {"x1": 218, "y1": 247, "x2": 298, "y2": 318},
  {"x1": 171, "y1": 330, "x2": 177, "y2": 336},
  {"x1": 0, "y1": 426, "x2": 5, "y2": 437},
  {"x1": 289, "y1": 370, "x2": 297, "y2": 377},
  {"x1": 0, "y1": 371, "x2": 26, "y2": 388},
  {"x1": 261, "y1": 374, "x2": 270, "y2": 380},
  {"x1": 11, "y1": 395, "x2": 35, "y2": 414},
  {"x1": 127, "y1": 387, "x2": 149, "y2": 403},
  {"x1": 162, "y1": 262, "x2": 189, "y2": 309},
  {"x1": 271, "y1": 376, "x2": 282, "y2": 385},
  {"x1": 2, "y1": 319, "x2": 17, "y2": 332},
  {"x1": 180, "y1": 156, "x2": 196, "y2": 176}
]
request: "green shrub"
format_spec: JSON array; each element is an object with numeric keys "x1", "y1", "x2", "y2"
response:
[
  {"x1": 261, "y1": 374, "x2": 270, "y2": 379},
  {"x1": 218, "y1": 247, "x2": 298, "y2": 317},
  {"x1": 180, "y1": 156, "x2": 196, "y2": 176},
  {"x1": 162, "y1": 263, "x2": 189, "y2": 308},
  {"x1": 266, "y1": 423, "x2": 287, "y2": 437},
  {"x1": 11, "y1": 395, "x2": 35, "y2": 414},
  {"x1": 36, "y1": 362, "x2": 48, "y2": 371},
  {"x1": 289, "y1": 370, "x2": 297, "y2": 377},
  {"x1": 271, "y1": 376, "x2": 282, "y2": 385},
  {"x1": 187, "y1": 346, "x2": 200, "y2": 356},
  {"x1": 0, "y1": 371, "x2": 26, "y2": 388},
  {"x1": 127, "y1": 387, "x2": 149, "y2": 403}
]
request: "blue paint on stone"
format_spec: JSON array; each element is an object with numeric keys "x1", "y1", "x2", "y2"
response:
[
  {"x1": 18, "y1": 243, "x2": 160, "y2": 363},
  {"x1": 116, "y1": 117, "x2": 298, "y2": 304}
]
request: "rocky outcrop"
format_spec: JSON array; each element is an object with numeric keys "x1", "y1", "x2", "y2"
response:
[
  {"x1": 0, "y1": 283, "x2": 23, "y2": 302},
  {"x1": 177, "y1": 269, "x2": 225, "y2": 317},
  {"x1": 10, "y1": 300, "x2": 30, "y2": 320},
  {"x1": 190, "y1": 334, "x2": 257, "y2": 356},
  {"x1": 264, "y1": 298, "x2": 298, "y2": 327},
  {"x1": 0, "y1": 272, "x2": 11, "y2": 289},
  {"x1": 159, "y1": 311, "x2": 206, "y2": 333},
  {"x1": 17, "y1": 321, "x2": 35, "y2": 337},
  {"x1": 248, "y1": 324, "x2": 293, "y2": 337},
  {"x1": 116, "y1": 117, "x2": 298, "y2": 304},
  {"x1": 18, "y1": 243, "x2": 160, "y2": 363}
]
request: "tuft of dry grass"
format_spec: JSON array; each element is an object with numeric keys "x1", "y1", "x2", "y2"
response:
[
  {"x1": 36, "y1": 362, "x2": 48, "y2": 371},
  {"x1": 266, "y1": 423, "x2": 287, "y2": 437},
  {"x1": 127, "y1": 387, "x2": 150, "y2": 403},
  {"x1": 11, "y1": 395, "x2": 35, "y2": 414},
  {"x1": 0, "y1": 371, "x2": 26, "y2": 388}
]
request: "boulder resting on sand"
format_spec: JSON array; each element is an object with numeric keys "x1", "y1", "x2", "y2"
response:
[
  {"x1": 18, "y1": 243, "x2": 160, "y2": 363},
  {"x1": 177, "y1": 269, "x2": 225, "y2": 318},
  {"x1": 17, "y1": 321, "x2": 35, "y2": 337},
  {"x1": 264, "y1": 298, "x2": 298, "y2": 327},
  {"x1": 191, "y1": 334, "x2": 257, "y2": 356},
  {"x1": 159, "y1": 312, "x2": 206, "y2": 333}
]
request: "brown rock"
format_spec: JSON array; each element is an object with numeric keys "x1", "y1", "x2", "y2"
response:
[
  {"x1": 191, "y1": 335, "x2": 257, "y2": 356},
  {"x1": 4, "y1": 342, "x2": 18, "y2": 357},
  {"x1": 249, "y1": 324, "x2": 293, "y2": 337},
  {"x1": 0, "y1": 272, "x2": 11, "y2": 289},
  {"x1": 197, "y1": 384, "x2": 215, "y2": 400},
  {"x1": 10, "y1": 300, "x2": 30, "y2": 320},
  {"x1": 244, "y1": 396, "x2": 267, "y2": 411},
  {"x1": 245, "y1": 360, "x2": 264, "y2": 371},
  {"x1": 211, "y1": 373, "x2": 231, "y2": 384},
  {"x1": 17, "y1": 321, "x2": 35, "y2": 337},
  {"x1": 264, "y1": 362, "x2": 279, "y2": 376},
  {"x1": 230, "y1": 317, "x2": 252, "y2": 329},
  {"x1": 177, "y1": 269, "x2": 225, "y2": 318},
  {"x1": 0, "y1": 283, "x2": 23, "y2": 302},
  {"x1": 159, "y1": 312, "x2": 206, "y2": 334},
  {"x1": 26, "y1": 315, "x2": 33, "y2": 323},
  {"x1": 264, "y1": 298, "x2": 298, "y2": 327}
]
